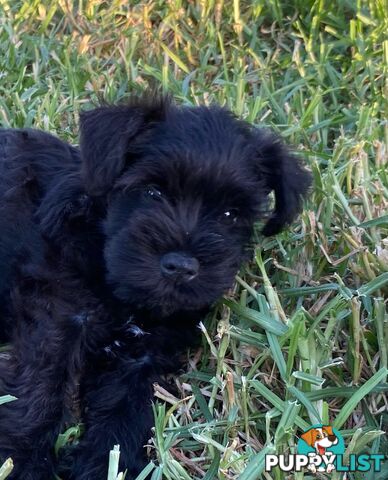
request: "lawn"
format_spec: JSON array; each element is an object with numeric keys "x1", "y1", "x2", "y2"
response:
[{"x1": 0, "y1": 1, "x2": 387, "y2": 479}]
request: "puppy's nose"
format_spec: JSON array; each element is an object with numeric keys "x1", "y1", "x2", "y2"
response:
[{"x1": 160, "y1": 253, "x2": 199, "y2": 282}]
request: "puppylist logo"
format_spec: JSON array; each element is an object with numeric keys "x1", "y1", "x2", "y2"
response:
[{"x1": 265, "y1": 424, "x2": 384, "y2": 474}]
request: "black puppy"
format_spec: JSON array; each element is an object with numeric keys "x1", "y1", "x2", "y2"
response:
[{"x1": 0, "y1": 95, "x2": 310, "y2": 479}]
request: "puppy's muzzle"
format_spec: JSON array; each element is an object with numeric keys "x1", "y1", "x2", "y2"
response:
[{"x1": 160, "y1": 252, "x2": 199, "y2": 282}]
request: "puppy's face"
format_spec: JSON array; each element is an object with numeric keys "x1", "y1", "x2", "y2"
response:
[
  {"x1": 104, "y1": 148, "x2": 260, "y2": 315},
  {"x1": 80, "y1": 97, "x2": 310, "y2": 316}
]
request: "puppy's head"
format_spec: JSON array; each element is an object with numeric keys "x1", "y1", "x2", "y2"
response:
[
  {"x1": 80, "y1": 95, "x2": 311, "y2": 316},
  {"x1": 301, "y1": 426, "x2": 338, "y2": 452}
]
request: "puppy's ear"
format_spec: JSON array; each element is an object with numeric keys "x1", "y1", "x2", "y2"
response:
[
  {"x1": 36, "y1": 174, "x2": 95, "y2": 238},
  {"x1": 301, "y1": 429, "x2": 315, "y2": 447},
  {"x1": 80, "y1": 96, "x2": 168, "y2": 195},
  {"x1": 253, "y1": 132, "x2": 311, "y2": 236},
  {"x1": 322, "y1": 426, "x2": 334, "y2": 436}
]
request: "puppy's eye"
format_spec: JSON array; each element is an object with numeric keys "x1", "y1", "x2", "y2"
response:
[
  {"x1": 144, "y1": 186, "x2": 162, "y2": 200},
  {"x1": 220, "y1": 209, "x2": 239, "y2": 224}
]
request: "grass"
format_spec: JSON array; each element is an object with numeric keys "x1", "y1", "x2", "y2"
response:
[{"x1": 0, "y1": 0, "x2": 387, "y2": 479}]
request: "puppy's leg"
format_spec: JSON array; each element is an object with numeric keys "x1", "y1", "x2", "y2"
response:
[
  {"x1": 61, "y1": 322, "x2": 199, "y2": 480},
  {"x1": 0, "y1": 319, "x2": 84, "y2": 480},
  {"x1": 61, "y1": 359, "x2": 155, "y2": 480},
  {"x1": 0, "y1": 386, "x2": 61, "y2": 480}
]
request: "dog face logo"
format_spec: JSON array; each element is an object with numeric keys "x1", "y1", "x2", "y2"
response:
[
  {"x1": 297, "y1": 424, "x2": 344, "y2": 474},
  {"x1": 301, "y1": 426, "x2": 339, "y2": 455}
]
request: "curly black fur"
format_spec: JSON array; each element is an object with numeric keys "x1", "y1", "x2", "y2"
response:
[{"x1": 0, "y1": 94, "x2": 311, "y2": 479}]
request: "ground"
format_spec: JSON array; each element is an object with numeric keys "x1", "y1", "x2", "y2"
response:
[{"x1": 0, "y1": 1, "x2": 387, "y2": 479}]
